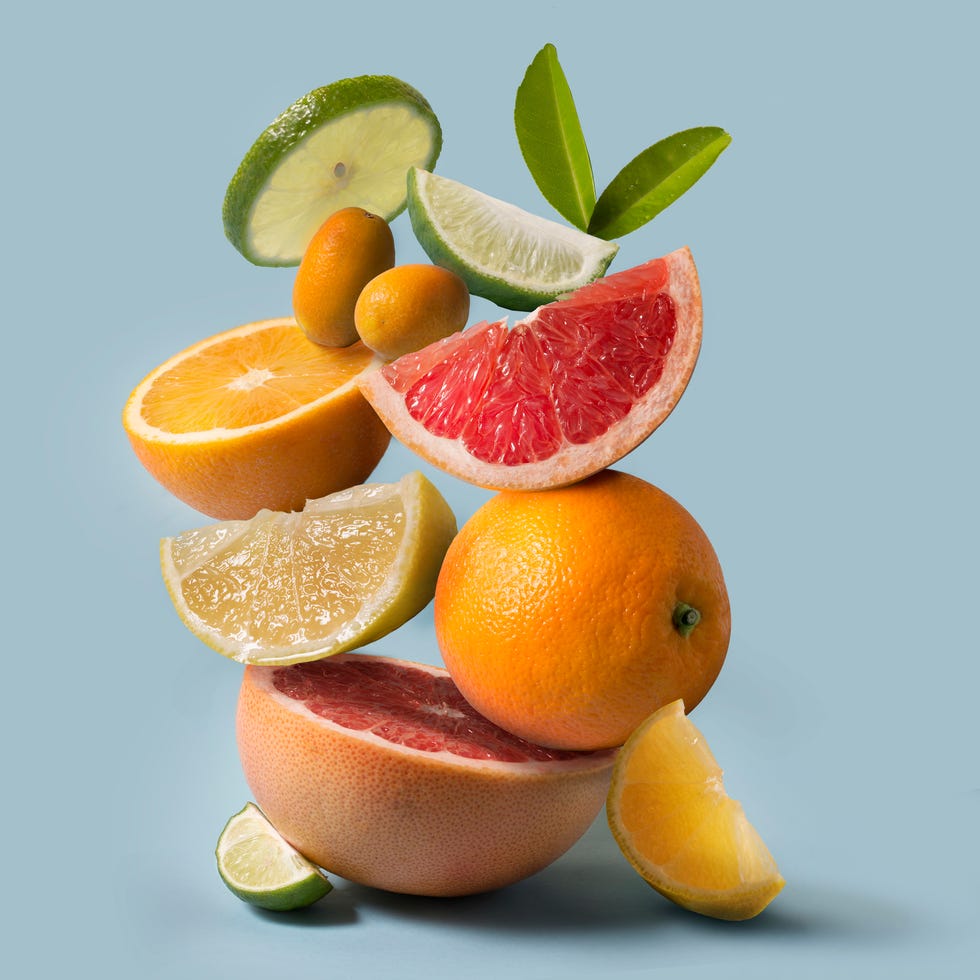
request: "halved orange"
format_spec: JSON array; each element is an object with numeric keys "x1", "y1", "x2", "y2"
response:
[
  {"x1": 123, "y1": 317, "x2": 391, "y2": 519},
  {"x1": 607, "y1": 700, "x2": 785, "y2": 921}
]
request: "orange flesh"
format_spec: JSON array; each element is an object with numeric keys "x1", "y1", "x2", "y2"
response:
[{"x1": 140, "y1": 327, "x2": 376, "y2": 432}]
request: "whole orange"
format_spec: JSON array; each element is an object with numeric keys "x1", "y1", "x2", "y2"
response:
[
  {"x1": 354, "y1": 263, "x2": 470, "y2": 360},
  {"x1": 293, "y1": 207, "x2": 395, "y2": 347},
  {"x1": 434, "y1": 470, "x2": 731, "y2": 751}
]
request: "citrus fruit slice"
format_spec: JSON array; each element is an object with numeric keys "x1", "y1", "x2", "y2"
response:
[
  {"x1": 406, "y1": 167, "x2": 619, "y2": 310},
  {"x1": 216, "y1": 802, "x2": 332, "y2": 912},
  {"x1": 160, "y1": 472, "x2": 457, "y2": 666},
  {"x1": 360, "y1": 247, "x2": 702, "y2": 491},
  {"x1": 123, "y1": 317, "x2": 390, "y2": 520},
  {"x1": 224, "y1": 76, "x2": 442, "y2": 266},
  {"x1": 607, "y1": 700, "x2": 785, "y2": 921},
  {"x1": 237, "y1": 653, "x2": 617, "y2": 897}
]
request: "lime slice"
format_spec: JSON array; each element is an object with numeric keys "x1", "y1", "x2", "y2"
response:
[
  {"x1": 160, "y1": 472, "x2": 458, "y2": 666},
  {"x1": 216, "y1": 803, "x2": 332, "y2": 911},
  {"x1": 407, "y1": 168, "x2": 619, "y2": 311},
  {"x1": 224, "y1": 76, "x2": 442, "y2": 266}
]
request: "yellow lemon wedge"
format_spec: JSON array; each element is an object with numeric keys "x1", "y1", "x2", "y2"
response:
[{"x1": 161, "y1": 472, "x2": 457, "y2": 666}]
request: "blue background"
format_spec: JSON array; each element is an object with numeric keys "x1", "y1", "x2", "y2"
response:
[{"x1": 4, "y1": 1, "x2": 977, "y2": 976}]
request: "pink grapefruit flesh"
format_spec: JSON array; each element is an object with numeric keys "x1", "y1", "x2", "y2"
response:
[
  {"x1": 359, "y1": 246, "x2": 703, "y2": 490},
  {"x1": 236, "y1": 653, "x2": 616, "y2": 897}
]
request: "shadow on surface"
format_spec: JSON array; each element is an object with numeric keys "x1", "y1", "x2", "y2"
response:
[
  {"x1": 247, "y1": 886, "x2": 360, "y2": 928},
  {"x1": 342, "y1": 829, "x2": 915, "y2": 945}
]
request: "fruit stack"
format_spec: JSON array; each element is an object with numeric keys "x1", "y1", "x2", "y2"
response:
[{"x1": 123, "y1": 58, "x2": 783, "y2": 924}]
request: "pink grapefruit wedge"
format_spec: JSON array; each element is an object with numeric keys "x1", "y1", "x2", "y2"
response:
[
  {"x1": 359, "y1": 246, "x2": 702, "y2": 490},
  {"x1": 237, "y1": 653, "x2": 617, "y2": 897}
]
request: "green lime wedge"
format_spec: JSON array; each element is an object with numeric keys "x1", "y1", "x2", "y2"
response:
[
  {"x1": 216, "y1": 803, "x2": 332, "y2": 911},
  {"x1": 406, "y1": 167, "x2": 618, "y2": 311},
  {"x1": 223, "y1": 76, "x2": 442, "y2": 266}
]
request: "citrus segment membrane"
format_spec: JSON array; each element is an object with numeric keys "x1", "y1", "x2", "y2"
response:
[
  {"x1": 271, "y1": 656, "x2": 591, "y2": 763},
  {"x1": 362, "y1": 248, "x2": 701, "y2": 490}
]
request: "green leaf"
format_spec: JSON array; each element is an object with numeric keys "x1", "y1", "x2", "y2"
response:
[
  {"x1": 515, "y1": 44, "x2": 595, "y2": 230},
  {"x1": 588, "y1": 127, "x2": 732, "y2": 240}
]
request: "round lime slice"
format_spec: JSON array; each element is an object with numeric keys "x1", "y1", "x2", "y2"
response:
[
  {"x1": 216, "y1": 803, "x2": 332, "y2": 911},
  {"x1": 407, "y1": 167, "x2": 619, "y2": 311},
  {"x1": 223, "y1": 76, "x2": 442, "y2": 266}
]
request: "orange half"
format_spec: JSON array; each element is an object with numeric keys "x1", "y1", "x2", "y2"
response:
[
  {"x1": 123, "y1": 317, "x2": 391, "y2": 519},
  {"x1": 607, "y1": 700, "x2": 785, "y2": 920}
]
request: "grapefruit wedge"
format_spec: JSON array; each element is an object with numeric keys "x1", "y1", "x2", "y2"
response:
[
  {"x1": 359, "y1": 247, "x2": 702, "y2": 490},
  {"x1": 237, "y1": 653, "x2": 617, "y2": 897}
]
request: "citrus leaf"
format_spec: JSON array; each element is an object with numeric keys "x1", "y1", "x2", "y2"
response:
[
  {"x1": 515, "y1": 44, "x2": 595, "y2": 230},
  {"x1": 588, "y1": 127, "x2": 732, "y2": 240}
]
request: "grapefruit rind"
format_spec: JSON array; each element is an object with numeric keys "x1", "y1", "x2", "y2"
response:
[
  {"x1": 237, "y1": 654, "x2": 617, "y2": 896},
  {"x1": 359, "y1": 247, "x2": 702, "y2": 491},
  {"x1": 160, "y1": 472, "x2": 458, "y2": 666},
  {"x1": 606, "y1": 700, "x2": 785, "y2": 921}
]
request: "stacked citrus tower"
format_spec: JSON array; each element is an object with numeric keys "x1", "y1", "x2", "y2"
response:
[{"x1": 123, "y1": 70, "x2": 783, "y2": 922}]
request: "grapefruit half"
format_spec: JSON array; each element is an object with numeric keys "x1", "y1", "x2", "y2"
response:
[
  {"x1": 359, "y1": 247, "x2": 702, "y2": 490},
  {"x1": 236, "y1": 653, "x2": 617, "y2": 897}
]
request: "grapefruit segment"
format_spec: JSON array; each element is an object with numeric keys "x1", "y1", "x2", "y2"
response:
[
  {"x1": 360, "y1": 247, "x2": 702, "y2": 490},
  {"x1": 237, "y1": 653, "x2": 617, "y2": 897}
]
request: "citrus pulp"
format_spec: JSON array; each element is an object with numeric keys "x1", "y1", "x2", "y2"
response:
[{"x1": 161, "y1": 472, "x2": 456, "y2": 665}]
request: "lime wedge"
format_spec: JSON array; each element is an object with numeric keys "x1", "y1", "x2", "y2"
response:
[
  {"x1": 224, "y1": 76, "x2": 442, "y2": 266},
  {"x1": 216, "y1": 803, "x2": 332, "y2": 911},
  {"x1": 406, "y1": 168, "x2": 618, "y2": 311}
]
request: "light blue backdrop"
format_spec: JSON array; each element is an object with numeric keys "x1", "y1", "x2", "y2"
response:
[{"x1": 3, "y1": 1, "x2": 977, "y2": 977}]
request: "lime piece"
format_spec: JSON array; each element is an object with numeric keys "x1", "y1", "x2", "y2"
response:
[
  {"x1": 160, "y1": 472, "x2": 458, "y2": 666},
  {"x1": 216, "y1": 803, "x2": 332, "y2": 911},
  {"x1": 406, "y1": 167, "x2": 618, "y2": 311},
  {"x1": 224, "y1": 76, "x2": 442, "y2": 266}
]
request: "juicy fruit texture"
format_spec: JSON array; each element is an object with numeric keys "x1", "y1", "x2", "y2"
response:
[
  {"x1": 354, "y1": 263, "x2": 470, "y2": 361},
  {"x1": 607, "y1": 700, "x2": 784, "y2": 920},
  {"x1": 236, "y1": 653, "x2": 617, "y2": 897},
  {"x1": 407, "y1": 167, "x2": 619, "y2": 310},
  {"x1": 223, "y1": 76, "x2": 442, "y2": 266},
  {"x1": 216, "y1": 802, "x2": 332, "y2": 912},
  {"x1": 435, "y1": 470, "x2": 730, "y2": 750},
  {"x1": 122, "y1": 318, "x2": 390, "y2": 520},
  {"x1": 293, "y1": 208, "x2": 396, "y2": 347},
  {"x1": 161, "y1": 472, "x2": 457, "y2": 666},
  {"x1": 360, "y1": 248, "x2": 702, "y2": 491}
]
